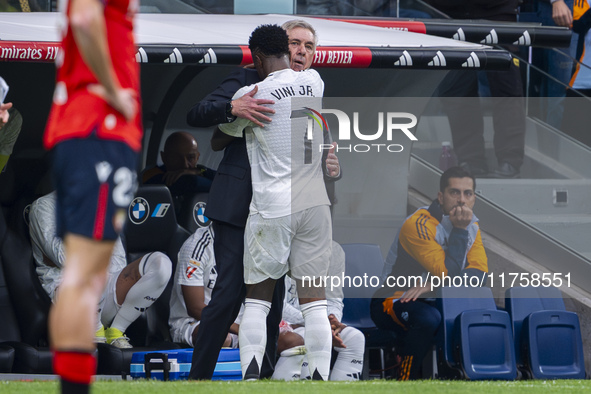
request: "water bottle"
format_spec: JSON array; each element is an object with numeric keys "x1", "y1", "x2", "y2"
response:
[{"x1": 439, "y1": 141, "x2": 457, "y2": 171}]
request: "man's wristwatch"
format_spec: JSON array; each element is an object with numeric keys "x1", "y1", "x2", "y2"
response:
[{"x1": 225, "y1": 100, "x2": 237, "y2": 123}]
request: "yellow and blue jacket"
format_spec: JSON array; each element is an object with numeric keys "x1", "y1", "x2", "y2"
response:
[{"x1": 378, "y1": 200, "x2": 488, "y2": 314}]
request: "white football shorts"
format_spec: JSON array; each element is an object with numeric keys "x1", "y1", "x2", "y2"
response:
[{"x1": 244, "y1": 205, "x2": 332, "y2": 284}]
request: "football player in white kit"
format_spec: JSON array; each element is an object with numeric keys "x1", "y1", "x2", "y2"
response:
[
  {"x1": 29, "y1": 192, "x2": 173, "y2": 348},
  {"x1": 219, "y1": 24, "x2": 333, "y2": 381},
  {"x1": 272, "y1": 241, "x2": 365, "y2": 381},
  {"x1": 169, "y1": 226, "x2": 241, "y2": 347}
]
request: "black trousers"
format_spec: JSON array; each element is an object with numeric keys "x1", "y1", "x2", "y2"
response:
[
  {"x1": 437, "y1": 58, "x2": 526, "y2": 170},
  {"x1": 188, "y1": 220, "x2": 284, "y2": 379},
  {"x1": 370, "y1": 297, "x2": 441, "y2": 380}
]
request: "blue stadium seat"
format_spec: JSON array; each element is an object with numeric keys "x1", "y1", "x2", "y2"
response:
[
  {"x1": 340, "y1": 243, "x2": 384, "y2": 299},
  {"x1": 504, "y1": 285, "x2": 564, "y2": 370},
  {"x1": 505, "y1": 286, "x2": 585, "y2": 379},
  {"x1": 341, "y1": 244, "x2": 385, "y2": 329},
  {"x1": 342, "y1": 297, "x2": 376, "y2": 330},
  {"x1": 437, "y1": 286, "x2": 517, "y2": 380},
  {"x1": 340, "y1": 243, "x2": 395, "y2": 379},
  {"x1": 452, "y1": 309, "x2": 516, "y2": 380}
]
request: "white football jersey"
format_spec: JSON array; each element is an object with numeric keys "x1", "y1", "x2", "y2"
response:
[
  {"x1": 168, "y1": 226, "x2": 217, "y2": 327},
  {"x1": 29, "y1": 192, "x2": 126, "y2": 301},
  {"x1": 220, "y1": 68, "x2": 329, "y2": 219}
]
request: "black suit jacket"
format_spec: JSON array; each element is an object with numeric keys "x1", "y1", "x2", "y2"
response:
[
  {"x1": 186, "y1": 67, "x2": 340, "y2": 226},
  {"x1": 187, "y1": 68, "x2": 260, "y2": 227}
]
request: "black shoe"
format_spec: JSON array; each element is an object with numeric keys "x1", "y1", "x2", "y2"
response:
[
  {"x1": 244, "y1": 356, "x2": 260, "y2": 381},
  {"x1": 459, "y1": 162, "x2": 488, "y2": 177},
  {"x1": 490, "y1": 162, "x2": 520, "y2": 179}
]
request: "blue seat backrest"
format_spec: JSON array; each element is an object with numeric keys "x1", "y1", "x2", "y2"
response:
[
  {"x1": 340, "y1": 243, "x2": 384, "y2": 329},
  {"x1": 342, "y1": 298, "x2": 374, "y2": 329},
  {"x1": 340, "y1": 243, "x2": 384, "y2": 299},
  {"x1": 504, "y1": 286, "x2": 584, "y2": 379},
  {"x1": 505, "y1": 286, "x2": 565, "y2": 321},
  {"x1": 504, "y1": 286, "x2": 565, "y2": 366},
  {"x1": 437, "y1": 286, "x2": 497, "y2": 367},
  {"x1": 438, "y1": 286, "x2": 497, "y2": 323},
  {"x1": 524, "y1": 310, "x2": 585, "y2": 379},
  {"x1": 453, "y1": 309, "x2": 517, "y2": 380}
]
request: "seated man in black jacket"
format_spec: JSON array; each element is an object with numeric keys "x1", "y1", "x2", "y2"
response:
[{"x1": 142, "y1": 131, "x2": 215, "y2": 217}]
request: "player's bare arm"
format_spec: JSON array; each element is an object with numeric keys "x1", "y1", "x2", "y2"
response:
[
  {"x1": 229, "y1": 323, "x2": 240, "y2": 335},
  {"x1": 182, "y1": 285, "x2": 207, "y2": 321},
  {"x1": 211, "y1": 127, "x2": 237, "y2": 151},
  {"x1": 70, "y1": 0, "x2": 137, "y2": 120}
]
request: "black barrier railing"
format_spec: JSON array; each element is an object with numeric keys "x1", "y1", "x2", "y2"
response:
[
  {"x1": 318, "y1": 17, "x2": 572, "y2": 48},
  {"x1": 0, "y1": 41, "x2": 513, "y2": 70}
]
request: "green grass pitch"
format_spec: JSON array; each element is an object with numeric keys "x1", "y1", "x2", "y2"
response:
[{"x1": 1, "y1": 379, "x2": 590, "y2": 394}]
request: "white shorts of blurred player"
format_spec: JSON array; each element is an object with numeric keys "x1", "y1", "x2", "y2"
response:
[{"x1": 243, "y1": 205, "x2": 332, "y2": 291}]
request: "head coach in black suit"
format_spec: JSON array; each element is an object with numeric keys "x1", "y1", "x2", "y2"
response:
[{"x1": 185, "y1": 20, "x2": 341, "y2": 380}]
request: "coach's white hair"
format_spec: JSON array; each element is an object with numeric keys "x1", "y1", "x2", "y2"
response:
[{"x1": 281, "y1": 19, "x2": 318, "y2": 47}]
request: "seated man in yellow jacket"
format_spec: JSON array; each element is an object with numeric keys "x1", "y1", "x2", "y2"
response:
[{"x1": 371, "y1": 166, "x2": 488, "y2": 380}]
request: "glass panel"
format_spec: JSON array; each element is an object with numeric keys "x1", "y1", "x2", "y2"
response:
[
  {"x1": 0, "y1": 0, "x2": 51, "y2": 12},
  {"x1": 295, "y1": 0, "x2": 445, "y2": 17}
]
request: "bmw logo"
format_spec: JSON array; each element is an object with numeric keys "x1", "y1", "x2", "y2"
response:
[
  {"x1": 193, "y1": 201, "x2": 210, "y2": 228},
  {"x1": 129, "y1": 197, "x2": 150, "y2": 224}
]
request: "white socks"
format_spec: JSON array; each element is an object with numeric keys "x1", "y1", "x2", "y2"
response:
[
  {"x1": 300, "y1": 300, "x2": 331, "y2": 381},
  {"x1": 239, "y1": 298, "x2": 271, "y2": 380},
  {"x1": 272, "y1": 320, "x2": 366, "y2": 381},
  {"x1": 271, "y1": 345, "x2": 306, "y2": 381},
  {"x1": 103, "y1": 252, "x2": 171, "y2": 332},
  {"x1": 329, "y1": 326, "x2": 365, "y2": 381}
]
